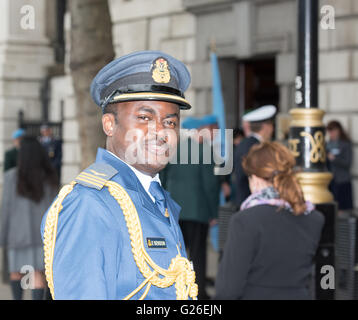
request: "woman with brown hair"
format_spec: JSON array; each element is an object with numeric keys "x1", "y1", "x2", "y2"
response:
[
  {"x1": 215, "y1": 142, "x2": 324, "y2": 300},
  {"x1": 0, "y1": 136, "x2": 58, "y2": 300},
  {"x1": 326, "y1": 120, "x2": 353, "y2": 212}
]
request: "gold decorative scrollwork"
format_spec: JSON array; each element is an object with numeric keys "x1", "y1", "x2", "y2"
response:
[
  {"x1": 300, "y1": 130, "x2": 326, "y2": 163},
  {"x1": 288, "y1": 139, "x2": 301, "y2": 157}
]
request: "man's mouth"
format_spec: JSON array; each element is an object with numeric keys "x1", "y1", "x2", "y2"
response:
[{"x1": 144, "y1": 140, "x2": 168, "y2": 155}]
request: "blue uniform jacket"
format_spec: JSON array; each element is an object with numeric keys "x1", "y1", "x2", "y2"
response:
[{"x1": 41, "y1": 148, "x2": 188, "y2": 300}]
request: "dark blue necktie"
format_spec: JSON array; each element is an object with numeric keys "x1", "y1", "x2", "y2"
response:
[{"x1": 149, "y1": 181, "x2": 167, "y2": 216}]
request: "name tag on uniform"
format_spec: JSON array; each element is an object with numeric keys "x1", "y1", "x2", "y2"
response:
[{"x1": 146, "y1": 237, "x2": 167, "y2": 249}]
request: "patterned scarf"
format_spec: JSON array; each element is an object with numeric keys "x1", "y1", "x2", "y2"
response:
[{"x1": 240, "y1": 186, "x2": 315, "y2": 215}]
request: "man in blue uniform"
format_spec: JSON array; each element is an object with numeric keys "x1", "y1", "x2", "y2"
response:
[{"x1": 41, "y1": 51, "x2": 198, "y2": 300}]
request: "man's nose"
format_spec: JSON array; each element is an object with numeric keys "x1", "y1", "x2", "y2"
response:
[{"x1": 147, "y1": 119, "x2": 164, "y2": 138}]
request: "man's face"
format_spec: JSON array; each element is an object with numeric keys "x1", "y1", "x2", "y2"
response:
[
  {"x1": 196, "y1": 123, "x2": 218, "y2": 143},
  {"x1": 13, "y1": 138, "x2": 21, "y2": 148},
  {"x1": 102, "y1": 100, "x2": 180, "y2": 176},
  {"x1": 242, "y1": 121, "x2": 251, "y2": 137},
  {"x1": 41, "y1": 128, "x2": 52, "y2": 137},
  {"x1": 327, "y1": 128, "x2": 339, "y2": 141},
  {"x1": 263, "y1": 122, "x2": 274, "y2": 141},
  {"x1": 233, "y1": 135, "x2": 243, "y2": 146}
]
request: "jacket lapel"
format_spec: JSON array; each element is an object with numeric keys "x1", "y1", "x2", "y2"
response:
[{"x1": 95, "y1": 148, "x2": 171, "y2": 224}]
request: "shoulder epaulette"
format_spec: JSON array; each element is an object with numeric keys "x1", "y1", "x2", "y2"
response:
[{"x1": 75, "y1": 163, "x2": 118, "y2": 190}]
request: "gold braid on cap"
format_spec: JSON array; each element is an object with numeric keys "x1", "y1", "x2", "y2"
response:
[{"x1": 43, "y1": 180, "x2": 198, "y2": 300}]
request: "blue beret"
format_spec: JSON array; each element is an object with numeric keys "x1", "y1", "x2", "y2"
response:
[
  {"x1": 199, "y1": 114, "x2": 218, "y2": 127},
  {"x1": 182, "y1": 117, "x2": 201, "y2": 129},
  {"x1": 12, "y1": 128, "x2": 25, "y2": 139},
  {"x1": 91, "y1": 50, "x2": 192, "y2": 110}
]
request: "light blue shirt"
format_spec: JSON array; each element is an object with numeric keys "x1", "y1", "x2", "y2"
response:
[{"x1": 106, "y1": 150, "x2": 161, "y2": 202}]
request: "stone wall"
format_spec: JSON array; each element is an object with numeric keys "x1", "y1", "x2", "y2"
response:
[
  {"x1": 49, "y1": 74, "x2": 81, "y2": 184},
  {"x1": 319, "y1": 0, "x2": 358, "y2": 208},
  {"x1": 0, "y1": 0, "x2": 54, "y2": 183},
  {"x1": 2, "y1": 0, "x2": 356, "y2": 206},
  {"x1": 108, "y1": 0, "x2": 197, "y2": 118},
  {"x1": 90, "y1": 0, "x2": 358, "y2": 208},
  {"x1": 48, "y1": 10, "x2": 81, "y2": 185},
  {"x1": 51, "y1": 0, "x2": 199, "y2": 184},
  {"x1": 277, "y1": 0, "x2": 358, "y2": 208},
  {"x1": 186, "y1": 0, "x2": 358, "y2": 208}
]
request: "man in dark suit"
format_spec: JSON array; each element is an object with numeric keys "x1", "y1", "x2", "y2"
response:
[
  {"x1": 161, "y1": 115, "x2": 221, "y2": 300},
  {"x1": 39, "y1": 125, "x2": 62, "y2": 180},
  {"x1": 234, "y1": 105, "x2": 277, "y2": 207}
]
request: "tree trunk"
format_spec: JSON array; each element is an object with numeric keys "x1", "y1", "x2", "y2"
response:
[{"x1": 69, "y1": 0, "x2": 114, "y2": 169}]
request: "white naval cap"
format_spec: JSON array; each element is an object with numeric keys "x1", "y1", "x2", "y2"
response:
[{"x1": 242, "y1": 105, "x2": 277, "y2": 123}]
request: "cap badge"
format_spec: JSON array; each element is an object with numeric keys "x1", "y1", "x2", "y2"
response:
[{"x1": 152, "y1": 58, "x2": 171, "y2": 84}]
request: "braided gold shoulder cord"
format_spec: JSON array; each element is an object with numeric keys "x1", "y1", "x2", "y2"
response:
[{"x1": 43, "y1": 181, "x2": 198, "y2": 300}]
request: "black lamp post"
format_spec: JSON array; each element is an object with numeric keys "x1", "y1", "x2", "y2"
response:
[{"x1": 289, "y1": 0, "x2": 337, "y2": 300}]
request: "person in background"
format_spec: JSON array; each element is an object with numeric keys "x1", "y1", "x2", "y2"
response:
[
  {"x1": 217, "y1": 127, "x2": 245, "y2": 260},
  {"x1": 326, "y1": 120, "x2": 354, "y2": 213},
  {"x1": 241, "y1": 120, "x2": 251, "y2": 138},
  {"x1": 233, "y1": 127, "x2": 245, "y2": 146},
  {"x1": 234, "y1": 105, "x2": 277, "y2": 207},
  {"x1": 2, "y1": 128, "x2": 26, "y2": 293},
  {"x1": 0, "y1": 137, "x2": 58, "y2": 300},
  {"x1": 215, "y1": 142, "x2": 324, "y2": 300},
  {"x1": 161, "y1": 115, "x2": 221, "y2": 300},
  {"x1": 3, "y1": 128, "x2": 26, "y2": 172},
  {"x1": 39, "y1": 124, "x2": 62, "y2": 180},
  {"x1": 222, "y1": 127, "x2": 245, "y2": 203}
]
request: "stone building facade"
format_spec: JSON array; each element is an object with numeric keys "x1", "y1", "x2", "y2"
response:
[
  {"x1": 0, "y1": 0, "x2": 357, "y2": 208},
  {"x1": 0, "y1": 0, "x2": 54, "y2": 182}
]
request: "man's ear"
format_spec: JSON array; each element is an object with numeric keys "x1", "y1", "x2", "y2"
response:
[{"x1": 102, "y1": 113, "x2": 116, "y2": 137}]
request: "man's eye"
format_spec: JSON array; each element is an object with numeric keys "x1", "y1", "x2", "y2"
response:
[
  {"x1": 138, "y1": 115, "x2": 150, "y2": 121},
  {"x1": 164, "y1": 120, "x2": 177, "y2": 128}
]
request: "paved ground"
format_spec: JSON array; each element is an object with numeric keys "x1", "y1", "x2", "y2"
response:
[
  {"x1": 206, "y1": 240, "x2": 219, "y2": 298},
  {"x1": 0, "y1": 243, "x2": 219, "y2": 300},
  {"x1": 0, "y1": 248, "x2": 31, "y2": 300}
]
